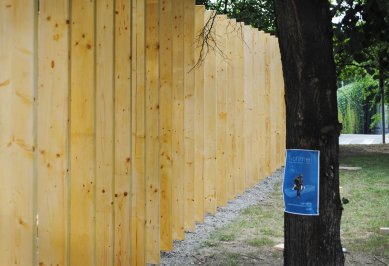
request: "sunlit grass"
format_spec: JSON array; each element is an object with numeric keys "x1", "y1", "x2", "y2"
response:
[
  {"x1": 339, "y1": 154, "x2": 389, "y2": 257},
  {"x1": 200, "y1": 152, "x2": 389, "y2": 262}
]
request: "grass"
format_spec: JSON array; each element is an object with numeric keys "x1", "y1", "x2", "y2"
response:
[
  {"x1": 247, "y1": 237, "x2": 275, "y2": 247},
  {"x1": 202, "y1": 183, "x2": 284, "y2": 250},
  {"x1": 199, "y1": 151, "x2": 389, "y2": 262},
  {"x1": 339, "y1": 153, "x2": 389, "y2": 257},
  {"x1": 224, "y1": 252, "x2": 241, "y2": 266}
]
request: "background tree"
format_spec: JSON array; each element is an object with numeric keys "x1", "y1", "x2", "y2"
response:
[
  {"x1": 332, "y1": 0, "x2": 389, "y2": 142},
  {"x1": 274, "y1": 0, "x2": 345, "y2": 264},
  {"x1": 337, "y1": 77, "x2": 377, "y2": 134},
  {"x1": 198, "y1": 0, "x2": 388, "y2": 140},
  {"x1": 197, "y1": 0, "x2": 276, "y2": 34}
]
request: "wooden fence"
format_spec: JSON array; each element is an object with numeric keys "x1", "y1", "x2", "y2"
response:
[{"x1": 0, "y1": 0, "x2": 285, "y2": 265}]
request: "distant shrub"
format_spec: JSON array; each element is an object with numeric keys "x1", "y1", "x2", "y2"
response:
[{"x1": 337, "y1": 77, "x2": 378, "y2": 133}]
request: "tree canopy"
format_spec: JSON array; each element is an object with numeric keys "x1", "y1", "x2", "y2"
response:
[
  {"x1": 332, "y1": 0, "x2": 389, "y2": 84},
  {"x1": 332, "y1": 0, "x2": 389, "y2": 139},
  {"x1": 198, "y1": 0, "x2": 388, "y2": 133}
]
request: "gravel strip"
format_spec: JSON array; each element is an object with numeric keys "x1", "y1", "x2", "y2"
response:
[{"x1": 160, "y1": 168, "x2": 284, "y2": 266}]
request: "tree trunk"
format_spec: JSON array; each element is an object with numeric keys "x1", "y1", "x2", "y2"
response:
[
  {"x1": 363, "y1": 95, "x2": 372, "y2": 134},
  {"x1": 274, "y1": 0, "x2": 345, "y2": 265},
  {"x1": 380, "y1": 67, "x2": 385, "y2": 144},
  {"x1": 224, "y1": 0, "x2": 228, "y2": 14}
]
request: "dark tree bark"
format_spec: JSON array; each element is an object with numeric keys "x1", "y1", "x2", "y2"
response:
[
  {"x1": 274, "y1": 0, "x2": 345, "y2": 265},
  {"x1": 223, "y1": 0, "x2": 228, "y2": 14},
  {"x1": 379, "y1": 67, "x2": 386, "y2": 143},
  {"x1": 363, "y1": 97, "x2": 372, "y2": 134}
]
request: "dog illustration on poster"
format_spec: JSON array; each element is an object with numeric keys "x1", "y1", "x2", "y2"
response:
[{"x1": 293, "y1": 174, "x2": 304, "y2": 198}]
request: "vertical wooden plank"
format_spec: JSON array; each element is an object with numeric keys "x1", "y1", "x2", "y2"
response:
[
  {"x1": 257, "y1": 31, "x2": 267, "y2": 181},
  {"x1": 36, "y1": 1, "x2": 69, "y2": 265},
  {"x1": 203, "y1": 10, "x2": 217, "y2": 214},
  {"x1": 96, "y1": 0, "x2": 114, "y2": 265},
  {"x1": 252, "y1": 29, "x2": 261, "y2": 183},
  {"x1": 70, "y1": 0, "x2": 95, "y2": 264},
  {"x1": 0, "y1": 1, "x2": 35, "y2": 265},
  {"x1": 194, "y1": 5, "x2": 205, "y2": 223},
  {"x1": 275, "y1": 40, "x2": 286, "y2": 168},
  {"x1": 159, "y1": 0, "x2": 173, "y2": 251},
  {"x1": 183, "y1": 0, "x2": 196, "y2": 231},
  {"x1": 114, "y1": 0, "x2": 132, "y2": 264},
  {"x1": 269, "y1": 37, "x2": 277, "y2": 173},
  {"x1": 243, "y1": 25, "x2": 253, "y2": 188},
  {"x1": 274, "y1": 38, "x2": 281, "y2": 169},
  {"x1": 250, "y1": 26, "x2": 257, "y2": 186},
  {"x1": 250, "y1": 28, "x2": 256, "y2": 183},
  {"x1": 216, "y1": 14, "x2": 228, "y2": 206},
  {"x1": 131, "y1": 0, "x2": 146, "y2": 264},
  {"x1": 172, "y1": 0, "x2": 185, "y2": 240},
  {"x1": 225, "y1": 18, "x2": 237, "y2": 200},
  {"x1": 278, "y1": 39, "x2": 286, "y2": 166},
  {"x1": 269, "y1": 36, "x2": 274, "y2": 172},
  {"x1": 263, "y1": 33, "x2": 271, "y2": 177},
  {"x1": 145, "y1": 0, "x2": 160, "y2": 263},
  {"x1": 234, "y1": 22, "x2": 245, "y2": 194}
]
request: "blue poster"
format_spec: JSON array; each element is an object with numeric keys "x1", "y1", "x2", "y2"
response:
[{"x1": 283, "y1": 149, "x2": 320, "y2": 215}]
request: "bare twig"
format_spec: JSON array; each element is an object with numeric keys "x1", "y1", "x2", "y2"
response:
[
  {"x1": 374, "y1": 256, "x2": 388, "y2": 266},
  {"x1": 191, "y1": 10, "x2": 218, "y2": 71},
  {"x1": 191, "y1": 255, "x2": 204, "y2": 264},
  {"x1": 240, "y1": 253, "x2": 264, "y2": 260},
  {"x1": 191, "y1": 7, "x2": 245, "y2": 72}
]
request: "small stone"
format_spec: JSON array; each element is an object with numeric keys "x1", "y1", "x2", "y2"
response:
[{"x1": 274, "y1": 243, "x2": 284, "y2": 251}]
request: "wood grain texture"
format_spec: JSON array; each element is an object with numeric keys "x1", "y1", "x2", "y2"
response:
[
  {"x1": 263, "y1": 34, "x2": 272, "y2": 177},
  {"x1": 145, "y1": 0, "x2": 160, "y2": 263},
  {"x1": 114, "y1": 0, "x2": 132, "y2": 264},
  {"x1": 216, "y1": 15, "x2": 228, "y2": 206},
  {"x1": 172, "y1": 0, "x2": 185, "y2": 240},
  {"x1": 257, "y1": 31, "x2": 267, "y2": 182},
  {"x1": 70, "y1": 0, "x2": 95, "y2": 264},
  {"x1": 183, "y1": 0, "x2": 196, "y2": 231},
  {"x1": 243, "y1": 25, "x2": 253, "y2": 188},
  {"x1": 37, "y1": 1, "x2": 69, "y2": 265},
  {"x1": 131, "y1": 0, "x2": 146, "y2": 264},
  {"x1": 252, "y1": 29, "x2": 262, "y2": 183},
  {"x1": 269, "y1": 37, "x2": 277, "y2": 173},
  {"x1": 96, "y1": 0, "x2": 114, "y2": 264},
  {"x1": 234, "y1": 23, "x2": 245, "y2": 195},
  {"x1": 0, "y1": 1, "x2": 35, "y2": 265},
  {"x1": 225, "y1": 19, "x2": 237, "y2": 200},
  {"x1": 194, "y1": 5, "x2": 205, "y2": 223},
  {"x1": 159, "y1": 0, "x2": 173, "y2": 251},
  {"x1": 275, "y1": 41, "x2": 286, "y2": 168},
  {"x1": 0, "y1": 3, "x2": 288, "y2": 263},
  {"x1": 203, "y1": 10, "x2": 217, "y2": 214}
]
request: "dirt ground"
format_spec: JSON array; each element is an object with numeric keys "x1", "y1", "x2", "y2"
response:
[
  {"x1": 339, "y1": 144, "x2": 389, "y2": 156},
  {"x1": 190, "y1": 251, "x2": 388, "y2": 266}
]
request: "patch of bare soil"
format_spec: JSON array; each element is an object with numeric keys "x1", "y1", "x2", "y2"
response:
[
  {"x1": 340, "y1": 144, "x2": 389, "y2": 156},
  {"x1": 193, "y1": 242, "x2": 284, "y2": 266},
  {"x1": 193, "y1": 247, "x2": 389, "y2": 266},
  {"x1": 345, "y1": 253, "x2": 389, "y2": 266}
]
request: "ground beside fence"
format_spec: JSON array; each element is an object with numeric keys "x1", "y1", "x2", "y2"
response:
[{"x1": 161, "y1": 145, "x2": 389, "y2": 265}]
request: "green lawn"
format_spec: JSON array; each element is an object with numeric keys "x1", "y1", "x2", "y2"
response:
[
  {"x1": 340, "y1": 154, "x2": 389, "y2": 257},
  {"x1": 198, "y1": 151, "x2": 389, "y2": 264}
]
